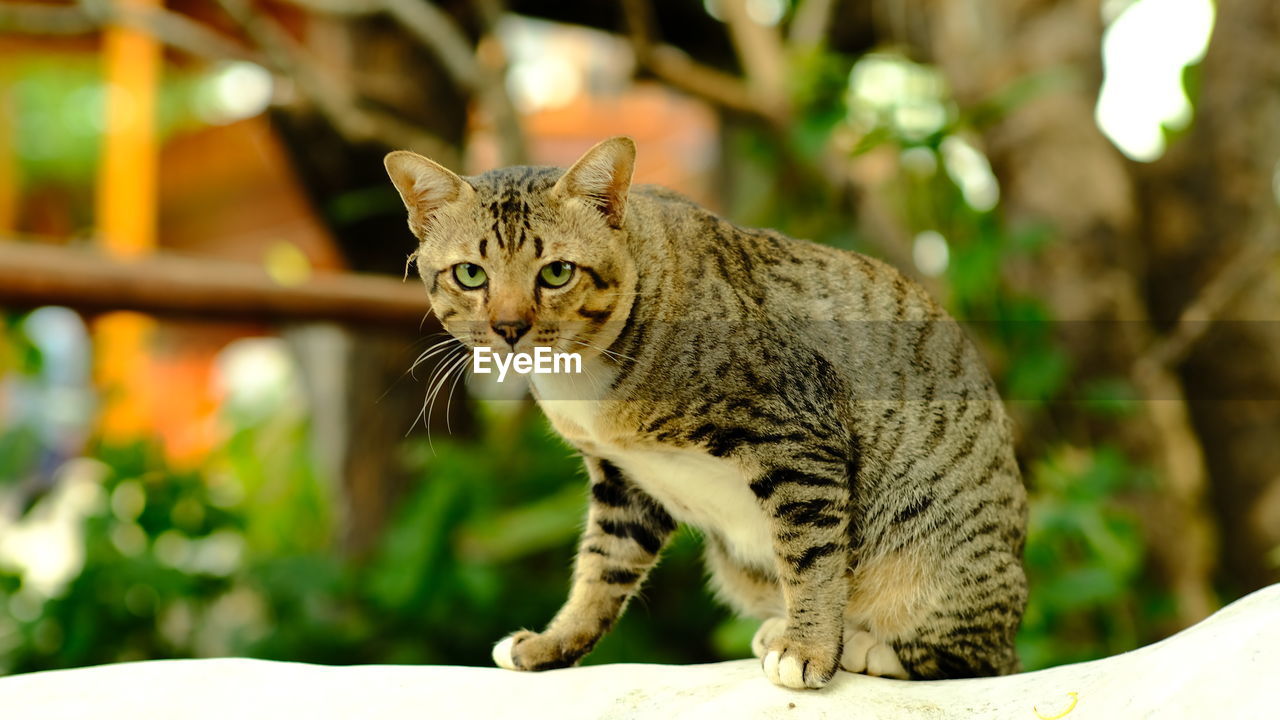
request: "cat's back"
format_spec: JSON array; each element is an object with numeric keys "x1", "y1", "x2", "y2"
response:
[
  {"x1": 630, "y1": 188, "x2": 975, "y2": 391},
  {"x1": 632, "y1": 186, "x2": 938, "y2": 320}
]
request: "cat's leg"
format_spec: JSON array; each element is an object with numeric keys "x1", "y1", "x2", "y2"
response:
[
  {"x1": 493, "y1": 457, "x2": 675, "y2": 671},
  {"x1": 838, "y1": 549, "x2": 928, "y2": 679},
  {"x1": 749, "y1": 464, "x2": 851, "y2": 689},
  {"x1": 842, "y1": 546, "x2": 1025, "y2": 679},
  {"x1": 888, "y1": 550, "x2": 1026, "y2": 679},
  {"x1": 703, "y1": 534, "x2": 785, "y2": 619},
  {"x1": 701, "y1": 534, "x2": 786, "y2": 658}
]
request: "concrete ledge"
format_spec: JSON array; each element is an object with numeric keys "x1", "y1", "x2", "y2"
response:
[{"x1": 4, "y1": 584, "x2": 1277, "y2": 719}]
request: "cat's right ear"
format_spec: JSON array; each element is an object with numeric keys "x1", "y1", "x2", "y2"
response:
[
  {"x1": 384, "y1": 151, "x2": 474, "y2": 235},
  {"x1": 554, "y1": 136, "x2": 636, "y2": 230}
]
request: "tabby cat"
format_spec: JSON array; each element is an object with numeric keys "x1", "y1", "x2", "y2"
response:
[{"x1": 384, "y1": 137, "x2": 1027, "y2": 689}]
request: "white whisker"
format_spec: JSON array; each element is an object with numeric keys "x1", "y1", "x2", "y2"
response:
[
  {"x1": 444, "y1": 355, "x2": 471, "y2": 435},
  {"x1": 409, "y1": 346, "x2": 466, "y2": 441},
  {"x1": 410, "y1": 337, "x2": 465, "y2": 379},
  {"x1": 376, "y1": 333, "x2": 456, "y2": 405},
  {"x1": 563, "y1": 337, "x2": 638, "y2": 365},
  {"x1": 579, "y1": 360, "x2": 606, "y2": 399},
  {"x1": 421, "y1": 351, "x2": 471, "y2": 454}
]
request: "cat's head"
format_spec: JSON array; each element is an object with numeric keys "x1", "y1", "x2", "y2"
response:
[{"x1": 384, "y1": 137, "x2": 638, "y2": 360}]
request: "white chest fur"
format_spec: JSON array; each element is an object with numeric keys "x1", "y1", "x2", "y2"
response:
[
  {"x1": 531, "y1": 372, "x2": 607, "y2": 443},
  {"x1": 532, "y1": 373, "x2": 775, "y2": 569},
  {"x1": 609, "y1": 448, "x2": 774, "y2": 569}
]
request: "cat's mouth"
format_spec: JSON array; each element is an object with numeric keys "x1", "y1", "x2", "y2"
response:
[{"x1": 465, "y1": 334, "x2": 573, "y2": 357}]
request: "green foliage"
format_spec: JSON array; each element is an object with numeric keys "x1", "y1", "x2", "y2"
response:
[
  {"x1": 0, "y1": 391, "x2": 739, "y2": 674},
  {"x1": 2, "y1": 445, "x2": 242, "y2": 672},
  {"x1": 1017, "y1": 447, "x2": 1168, "y2": 669},
  {"x1": 787, "y1": 47, "x2": 857, "y2": 162},
  {"x1": 0, "y1": 54, "x2": 245, "y2": 222},
  {"x1": 0, "y1": 314, "x2": 46, "y2": 487}
]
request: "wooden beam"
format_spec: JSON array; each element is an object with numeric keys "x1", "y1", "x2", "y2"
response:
[{"x1": 0, "y1": 242, "x2": 435, "y2": 328}]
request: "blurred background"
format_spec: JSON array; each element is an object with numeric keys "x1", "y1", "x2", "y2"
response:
[{"x1": 0, "y1": 0, "x2": 1277, "y2": 676}]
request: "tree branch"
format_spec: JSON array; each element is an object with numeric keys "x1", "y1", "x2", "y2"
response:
[
  {"x1": 720, "y1": 0, "x2": 791, "y2": 122},
  {"x1": 788, "y1": 0, "x2": 837, "y2": 50},
  {"x1": 275, "y1": 0, "x2": 525, "y2": 162},
  {"x1": 0, "y1": 1, "x2": 96, "y2": 34},
  {"x1": 620, "y1": 0, "x2": 767, "y2": 120},
  {"x1": 215, "y1": 0, "x2": 456, "y2": 163},
  {"x1": 0, "y1": 0, "x2": 261, "y2": 62},
  {"x1": 1137, "y1": 214, "x2": 1280, "y2": 372},
  {"x1": 467, "y1": 0, "x2": 527, "y2": 165},
  {"x1": 380, "y1": 0, "x2": 526, "y2": 162},
  {"x1": 267, "y1": 0, "x2": 382, "y2": 14}
]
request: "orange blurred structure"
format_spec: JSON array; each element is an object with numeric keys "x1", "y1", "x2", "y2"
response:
[
  {"x1": 79, "y1": 0, "x2": 344, "y2": 465},
  {"x1": 93, "y1": 0, "x2": 164, "y2": 448}
]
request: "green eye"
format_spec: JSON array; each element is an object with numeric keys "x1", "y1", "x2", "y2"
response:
[
  {"x1": 453, "y1": 263, "x2": 487, "y2": 289},
  {"x1": 539, "y1": 261, "x2": 575, "y2": 288}
]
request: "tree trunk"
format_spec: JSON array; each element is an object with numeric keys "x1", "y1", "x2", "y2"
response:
[
  {"x1": 910, "y1": 0, "x2": 1219, "y2": 627},
  {"x1": 1136, "y1": 0, "x2": 1280, "y2": 595},
  {"x1": 271, "y1": 14, "x2": 475, "y2": 556}
]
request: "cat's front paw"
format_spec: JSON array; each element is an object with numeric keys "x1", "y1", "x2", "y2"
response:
[
  {"x1": 761, "y1": 630, "x2": 840, "y2": 690},
  {"x1": 492, "y1": 630, "x2": 581, "y2": 672}
]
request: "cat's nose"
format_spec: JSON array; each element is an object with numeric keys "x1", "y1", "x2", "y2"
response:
[{"x1": 492, "y1": 319, "x2": 531, "y2": 346}]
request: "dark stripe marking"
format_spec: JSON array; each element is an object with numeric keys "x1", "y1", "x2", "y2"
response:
[
  {"x1": 791, "y1": 543, "x2": 840, "y2": 572},
  {"x1": 600, "y1": 568, "x2": 641, "y2": 584},
  {"x1": 591, "y1": 480, "x2": 629, "y2": 508},
  {"x1": 778, "y1": 499, "x2": 841, "y2": 528},
  {"x1": 578, "y1": 265, "x2": 611, "y2": 289},
  {"x1": 597, "y1": 519, "x2": 664, "y2": 555},
  {"x1": 578, "y1": 307, "x2": 613, "y2": 322},
  {"x1": 894, "y1": 495, "x2": 934, "y2": 524},
  {"x1": 750, "y1": 469, "x2": 841, "y2": 500}
]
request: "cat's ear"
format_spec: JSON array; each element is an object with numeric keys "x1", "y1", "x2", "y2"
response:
[
  {"x1": 554, "y1": 136, "x2": 636, "y2": 229},
  {"x1": 384, "y1": 150, "x2": 474, "y2": 234}
]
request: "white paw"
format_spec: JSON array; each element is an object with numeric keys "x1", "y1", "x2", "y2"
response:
[
  {"x1": 840, "y1": 629, "x2": 907, "y2": 679},
  {"x1": 839, "y1": 630, "x2": 878, "y2": 673},
  {"x1": 761, "y1": 645, "x2": 835, "y2": 689},
  {"x1": 777, "y1": 653, "x2": 807, "y2": 688},
  {"x1": 492, "y1": 635, "x2": 519, "y2": 671},
  {"x1": 763, "y1": 648, "x2": 782, "y2": 682},
  {"x1": 751, "y1": 617, "x2": 786, "y2": 658},
  {"x1": 867, "y1": 643, "x2": 908, "y2": 679}
]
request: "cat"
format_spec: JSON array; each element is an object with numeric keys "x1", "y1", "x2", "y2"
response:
[{"x1": 384, "y1": 137, "x2": 1028, "y2": 689}]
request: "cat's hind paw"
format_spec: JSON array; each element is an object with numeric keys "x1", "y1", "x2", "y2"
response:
[
  {"x1": 840, "y1": 630, "x2": 908, "y2": 679},
  {"x1": 761, "y1": 634, "x2": 839, "y2": 690},
  {"x1": 750, "y1": 617, "x2": 785, "y2": 658}
]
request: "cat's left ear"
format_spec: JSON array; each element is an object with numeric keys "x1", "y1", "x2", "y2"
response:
[{"x1": 554, "y1": 136, "x2": 636, "y2": 229}]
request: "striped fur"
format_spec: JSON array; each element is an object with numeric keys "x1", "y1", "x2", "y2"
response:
[{"x1": 386, "y1": 138, "x2": 1028, "y2": 689}]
